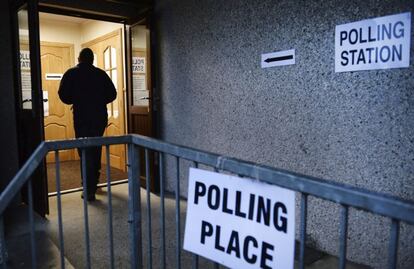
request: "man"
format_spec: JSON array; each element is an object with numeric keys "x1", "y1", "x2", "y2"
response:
[{"x1": 58, "y1": 48, "x2": 117, "y2": 201}]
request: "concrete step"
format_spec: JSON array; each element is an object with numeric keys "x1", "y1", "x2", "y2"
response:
[
  {"x1": 2, "y1": 205, "x2": 74, "y2": 269},
  {"x1": 5, "y1": 231, "x2": 74, "y2": 269}
]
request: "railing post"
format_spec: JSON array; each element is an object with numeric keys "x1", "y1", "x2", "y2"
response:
[
  {"x1": 0, "y1": 216, "x2": 8, "y2": 269},
  {"x1": 128, "y1": 143, "x2": 143, "y2": 269}
]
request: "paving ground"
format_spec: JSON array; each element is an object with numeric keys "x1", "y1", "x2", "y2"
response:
[{"x1": 42, "y1": 184, "x2": 370, "y2": 269}]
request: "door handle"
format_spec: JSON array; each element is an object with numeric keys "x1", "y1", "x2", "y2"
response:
[
  {"x1": 22, "y1": 98, "x2": 32, "y2": 103},
  {"x1": 43, "y1": 99, "x2": 48, "y2": 102}
]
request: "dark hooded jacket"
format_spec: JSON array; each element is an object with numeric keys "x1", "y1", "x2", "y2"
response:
[{"x1": 58, "y1": 62, "x2": 117, "y2": 128}]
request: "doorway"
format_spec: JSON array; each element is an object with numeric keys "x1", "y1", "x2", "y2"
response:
[
  {"x1": 13, "y1": 0, "x2": 157, "y2": 216},
  {"x1": 36, "y1": 13, "x2": 144, "y2": 194}
]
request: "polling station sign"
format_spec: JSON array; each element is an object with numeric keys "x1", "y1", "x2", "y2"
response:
[
  {"x1": 183, "y1": 168, "x2": 295, "y2": 269},
  {"x1": 335, "y1": 12, "x2": 411, "y2": 72}
]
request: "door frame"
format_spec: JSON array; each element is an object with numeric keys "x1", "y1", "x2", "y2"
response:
[
  {"x1": 14, "y1": 2, "x2": 160, "y2": 208},
  {"x1": 11, "y1": 0, "x2": 49, "y2": 216},
  {"x1": 125, "y1": 19, "x2": 160, "y2": 192}
]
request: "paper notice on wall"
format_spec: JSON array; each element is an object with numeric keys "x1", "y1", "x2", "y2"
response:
[
  {"x1": 21, "y1": 71, "x2": 32, "y2": 109},
  {"x1": 133, "y1": 74, "x2": 148, "y2": 106},
  {"x1": 132, "y1": 57, "x2": 146, "y2": 73},
  {"x1": 20, "y1": 50, "x2": 30, "y2": 70}
]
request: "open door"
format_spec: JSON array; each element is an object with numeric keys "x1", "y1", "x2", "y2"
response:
[
  {"x1": 125, "y1": 20, "x2": 159, "y2": 192},
  {"x1": 82, "y1": 29, "x2": 127, "y2": 172},
  {"x1": 12, "y1": 0, "x2": 48, "y2": 216}
]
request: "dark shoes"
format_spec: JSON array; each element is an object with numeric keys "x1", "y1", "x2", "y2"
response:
[{"x1": 81, "y1": 193, "x2": 96, "y2": 202}]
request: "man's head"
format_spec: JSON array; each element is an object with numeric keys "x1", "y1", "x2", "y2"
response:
[{"x1": 78, "y1": 48, "x2": 94, "y2": 64}]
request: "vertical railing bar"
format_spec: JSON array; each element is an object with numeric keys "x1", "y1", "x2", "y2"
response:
[
  {"x1": 299, "y1": 193, "x2": 308, "y2": 269},
  {"x1": 81, "y1": 149, "x2": 91, "y2": 269},
  {"x1": 388, "y1": 219, "x2": 400, "y2": 269},
  {"x1": 175, "y1": 156, "x2": 181, "y2": 269},
  {"x1": 159, "y1": 153, "x2": 166, "y2": 269},
  {"x1": 28, "y1": 179, "x2": 37, "y2": 269},
  {"x1": 213, "y1": 167, "x2": 220, "y2": 269},
  {"x1": 145, "y1": 149, "x2": 153, "y2": 269},
  {"x1": 105, "y1": 146, "x2": 115, "y2": 269},
  {"x1": 192, "y1": 162, "x2": 199, "y2": 269},
  {"x1": 0, "y1": 216, "x2": 8, "y2": 269},
  {"x1": 54, "y1": 151, "x2": 65, "y2": 269},
  {"x1": 127, "y1": 144, "x2": 143, "y2": 269},
  {"x1": 338, "y1": 205, "x2": 348, "y2": 269}
]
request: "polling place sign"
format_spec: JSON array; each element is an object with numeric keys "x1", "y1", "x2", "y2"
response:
[
  {"x1": 183, "y1": 168, "x2": 295, "y2": 269},
  {"x1": 335, "y1": 12, "x2": 411, "y2": 72}
]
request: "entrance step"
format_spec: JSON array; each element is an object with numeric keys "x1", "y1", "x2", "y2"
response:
[
  {"x1": 2, "y1": 205, "x2": 74, "y2": 268},
  {"x1": 5, "y1": 231, "x2": 74, "y2": 269}
]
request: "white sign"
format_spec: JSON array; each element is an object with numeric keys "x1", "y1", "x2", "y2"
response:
[
  {"x1": 20, "y1": 50, "x2": 30, "y2": 70},
  {"x1": 21, "y1": 71, "x2": 32, "y2": 109},
  {"x1": 261, "y1": 49, "x2": 295, "y2": 68},
  {"x1": 45, "y1": 73, "x2": 63, "y2": 80},
  {"x1": 335, "y1": 12, "x2": 411, "y2": 72},
  {"x1": 133, "y1": 74, "x2": 148, "y2": 106},
  {"x1": 184, "y1": 168, "x2": 295, "y2": 269},
  {"x1": 132, "y1": 57, "x2": 146, "y2": 73}
]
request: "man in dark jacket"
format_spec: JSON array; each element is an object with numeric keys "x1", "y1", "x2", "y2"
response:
[{"x1": 58, "y1": 48, "x2": 117, "y2": 201}]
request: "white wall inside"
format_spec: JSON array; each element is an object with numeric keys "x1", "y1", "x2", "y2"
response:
[
  {"x1": 39, "y1": 19, "x2": 82, "y2": 62},
  {"x1": 39, "y1": 14, "x2": 131, "y2": 66},
  {"x1": 80, "y1": 20, "x2": 122, "y2": 44}
]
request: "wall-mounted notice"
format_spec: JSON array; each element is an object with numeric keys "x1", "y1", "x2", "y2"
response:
[
  {"x1": 184, "y1": 168, "x2": 295, "y2": 269},
  {"x1": 335, "y1": 12, "x2": 411, "y2": 72},
  {"x1": 261, "y1": 49, "x2": 295, "y2": 68},
  {"x1": 133, "y1": 74, "x2": 148, "y2": 106},
  {"x1": 21, "y1": 71, "x2": 32, "y2": 109},
  {"x1": 132, "y1": 56, "x2": 146, "y2": 73},
  {"x1": 20, "y1": 50, "x2": 30, "y2": 70}
]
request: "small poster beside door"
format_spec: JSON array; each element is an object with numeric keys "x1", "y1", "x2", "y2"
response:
[
  {"x1": 133, "y1": 74, "x2": 148, "y2": 106},
  {"x1": 21, "y1": 71, "x2": 32, "y2": 109},
  {"x1": 132, "y1": 56, "x2": 146, "y2": 73},
  {"x1": 20, "y1": 50, "x2": 30, "y2": 70}
]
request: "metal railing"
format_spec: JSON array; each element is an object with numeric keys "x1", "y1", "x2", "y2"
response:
[{"x1": 0, "y1": 134, "x2": 413, "y2": 269}]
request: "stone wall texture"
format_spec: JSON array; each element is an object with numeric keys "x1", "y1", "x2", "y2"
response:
[{"x1": 154, "y1": 0, "x2": 414, "y2": 268}]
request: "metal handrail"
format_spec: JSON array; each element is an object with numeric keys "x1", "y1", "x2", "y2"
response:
[
  {"x1": 1, "y1": 134, "x2": 414, "y2": 269},
  {"x1": 1, "y1": 134, "x2": 414, "y2": 222}
]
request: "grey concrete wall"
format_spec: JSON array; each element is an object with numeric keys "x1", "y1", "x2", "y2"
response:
[
  {"x1": 0, "y1": 1, "x2": 19, "y2": 192},
  {"x1": 155, "y1": 0, "x2": 414, "y2": 268}
]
